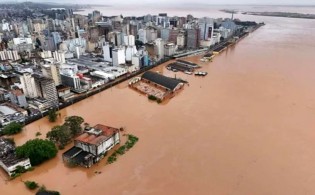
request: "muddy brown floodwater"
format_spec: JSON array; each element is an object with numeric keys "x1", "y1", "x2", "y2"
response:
[{"x1": 2, "y1": 8, "x2": 315, "y2": 195}]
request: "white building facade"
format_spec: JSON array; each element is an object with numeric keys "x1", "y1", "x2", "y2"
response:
[{"x1": 112, "y1": 48, "x2": 125, "y2": 66}]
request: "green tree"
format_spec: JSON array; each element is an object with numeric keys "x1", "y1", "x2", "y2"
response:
[
  {"x1": 48, "y1": 108, "x2": 58, "y2": 122},
  {"x1": 64, "y1": 116, "x2": 84, "y2": 136},
  {"x1": 36, "y1": 185, "x2": 60, "y2": 195},
  {"x1": 2, "y1": 122, "x2": 23, "y2": 135},
  {"x1": 15, "y1": 166, "x2": 27, "y2": 174},
  {"x1": 16, "y1": 139, "x2": 58, "y2": 166},
  {"x1": 24, "y1": 180, "x2": 38, "y2": 190},
  {"x1": 47, "y1": 125, "x2": 72, "y2": 148}
]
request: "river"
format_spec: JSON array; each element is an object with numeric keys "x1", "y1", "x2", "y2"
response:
[{"x1": 1, "y1": 5, "x2": 315, "y2": 195}]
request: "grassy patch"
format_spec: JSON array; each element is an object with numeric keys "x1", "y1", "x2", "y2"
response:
[
  {"x1": 24, "y1": 180, "x2": 39, "y2": 190},
  {"x1": 148, "y1": 95, "x2": 162, "y2": 103},
  {"x1": 148, "y1": 95, "x2": 157, "y2": 101},
  {"x1": 10, "y1": 166, "x2": 34, "y2": 180},
  {"x1": 37, "y1": 185, "x2": 60, "y2": 195},
  {"x1": 107, "y1": 134, "x2": 139, "y2": 164}
]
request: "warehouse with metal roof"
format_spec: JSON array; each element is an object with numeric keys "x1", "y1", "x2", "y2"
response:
[{"x1": 141, "y1": 71, "x2": 184, "y2": 91}]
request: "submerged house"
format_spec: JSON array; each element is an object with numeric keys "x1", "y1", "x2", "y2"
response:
[
  {"x1": 0, "y1": 138, "x2": 31, "y2": 176},
  {"x1": 63, "y1": 124, "x2": 120, "y2": 168}
]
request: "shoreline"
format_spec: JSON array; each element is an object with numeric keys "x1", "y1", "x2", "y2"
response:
[{"x1": 243, "y1": 12, "x2": 315, "y2": 19}]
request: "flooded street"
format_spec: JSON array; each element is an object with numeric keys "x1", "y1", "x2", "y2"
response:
[{"x1": 2, "y1": 6, "x2": 315, "y2": 195}]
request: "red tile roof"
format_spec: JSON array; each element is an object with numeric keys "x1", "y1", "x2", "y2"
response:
[{"x1": 75, "y1": 124, "x2": 119, "y2": 145}]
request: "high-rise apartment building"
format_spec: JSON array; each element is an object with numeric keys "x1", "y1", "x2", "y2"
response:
[
  {"x1": 199, "y1": 17, "x2": 214, "y2": 41},
  {"x1": 138, "y1": 29, "x2": 147, "y2": 44},
  {"x1": 177, "y1": 34, "x2": 186, "y2": 48},
  {"x1": 102, "y1": 42, "x2": 113, "y2": 62},
  {"x1": 60, "y1": 74, "x2": 81, "y2": 90},
  {"x1": 123, "y1": 35, "x2": 135, "y2": 46},
  {"x1": 164, "y1": 43, "x2": 176, "y2": 56},
  {"x1": 0, "y1": 50, "x2": 20, "y2": 61},
  {"x1": 42, "y1": 63, "x2": 61, "y2": 86},
  {"x1": 186, "y1": 28, "x2": 200, "y2": 49},
  {"x1": 112, "y1": 47, "x2": 125, "y2": 66},
  {"x1": 34, "y1": 75, "x2": 58, "y2": 105},
  {"x1": 154, "y1": 38, "x2": 164, "y2": 60},
  {"x1": 9, "y1": 89, "x2": 28, "y2": 108},
  {"x1": 160, "y1": 28, "x2": 170, "y2": 42},
  {"x1": 19, "y1": 73, "x2": 39, "y2": 98}
]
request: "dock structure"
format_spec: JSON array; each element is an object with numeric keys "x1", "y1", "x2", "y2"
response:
[
  {"x1": 167, "y1": 62, "x2": 194, "y2": 72},
  {"x1": 173, "y1": 48, "x2": 208, "y2": 59},
  {"x1": 167, "y1": 59, "x2": 200, "y2": 73}
]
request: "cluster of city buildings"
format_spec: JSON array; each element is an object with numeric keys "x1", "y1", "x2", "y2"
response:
[
  {"x1": 0, "y1": 3, "x2": 252, "y2": 130},
  {"x1": 0, "y1": 2, "x2": 262, "y2": 173}
]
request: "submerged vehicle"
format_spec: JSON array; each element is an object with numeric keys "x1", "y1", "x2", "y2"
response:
[
  {"x1": 195, "y1": 71, "x2": 208, "y2": 76},
  {"x1": 184, "y1": 70, "x2": 193, "y2": 75}
]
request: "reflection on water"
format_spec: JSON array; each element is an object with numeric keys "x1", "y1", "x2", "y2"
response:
[{"x1": 2, "y1": 5, "x2": 315, "y2": 195}]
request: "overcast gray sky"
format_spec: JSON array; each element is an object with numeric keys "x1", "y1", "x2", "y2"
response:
[{"x1": 16, "y1": 0, "x2": 315, "y2": 5}]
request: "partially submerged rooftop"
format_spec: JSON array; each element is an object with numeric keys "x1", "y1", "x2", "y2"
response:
[
  {"x1": 142, "y1": 71, "x2": 183, "y2": 91},
  {"x1": 0, "y1": 153, "x2": 29, "y2": 168},
  {"x1": 75, "y1": 124, "x2": 119, "y2": 146},
  {"x1": 0, "y1": 138, "x2": 30, "y2": 170},
  {"x1": 63, "y1": 146, "x2": 82, "y2": 159},
  {"x1": 0, "y1": 138, "x2": 15, "y2": 158}
]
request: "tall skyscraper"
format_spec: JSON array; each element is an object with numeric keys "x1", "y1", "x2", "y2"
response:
[
  {"x1": 160, "y1": 28, "x2": 170, "y2": 42},
  {"x1": 34, "y1": 75, "x2": 58, "y2": 105},
  {"x1": 19, "y1": 73, "x2": 39, "y2": 98},
  {"x1": 138, "y1": 29, "x2": 147, "y2": 44},
  {"x1": 125, "y1": 46, "x2": 137, "y2": 63},
  {"x1": 51, "y1": 32, "x2": 62, "y2": 50},
  {"x1": 42, "y1": 63, "x2": 61, "y2": 86},
  {"x1": 199, "y1": 17, "x2": 214, "y2": 41},
  {"x1": 52, "y1": 51, "x2": 66, "y2": 64},
  {"x1": 154, "y1": 38, "x2": 164, "y2": 60},
  {"x1": 109, "y1": 31, "x2": 123, "y2": 46},
  {"x1": 169, "y1": 29, "x2": 179, "y2": 43},
  {"x1": 187, "y1": 28, "x2": 200, "y2": 49},
  {"x1": 60, "y1": 74, "x2": 81, "y2": 90},
  {"x1": 146, "y1": 27, "x2": 157, "y2": 42},
  {"x1": 9, "y1": 89, "x2": 28, "y2": 108},
  {"x1": 123, "y1": 35, "x2": 135, "y2": 46},
  {"x1": 103, "y1": 42, "x2": 113, "y2": 62},
  {"x1": 164, "y1": 43, "x2": 176, "y2": 56},
  {"x1": 177, "y1": 34, "x2": 186, "y2": 48},
  {"x1": 112, "y1": 47, "x2": 125, "y2": 66},
  {"x1": 129, "y1": 24, "x2": 138, "y2": 36}
]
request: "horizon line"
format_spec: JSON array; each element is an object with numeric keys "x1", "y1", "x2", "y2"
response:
[{"x1": 1, "y1": 1, "x2": 315, "y2": 6}]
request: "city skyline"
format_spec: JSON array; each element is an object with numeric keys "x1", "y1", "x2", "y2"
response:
[{"x1": 5, "y1": 0, "x2": 315, "y2": 5}]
